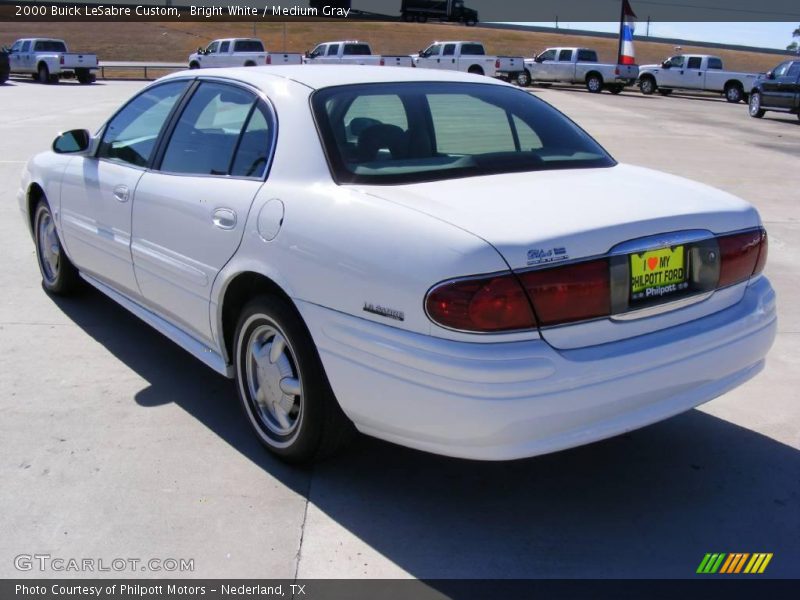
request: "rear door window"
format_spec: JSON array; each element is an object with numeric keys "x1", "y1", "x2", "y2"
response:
[
  {"x1": 327, "y1": 44, "x2": 340, "y2": 57},
  {"x1": 687, "y1": 57, "x2": 702, "y2": 69},
  {"x1": 443, "y1": 44, "x2": 456, "y2": 56},
  {"x1": 219, "y1": 41, "x2": 230, "y2": 53},
  {"x1": 558, "y1": 49, "x2": 573, "y2": 62}
]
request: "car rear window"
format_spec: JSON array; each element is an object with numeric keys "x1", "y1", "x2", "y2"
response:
[
  {"x1": 460, "y1": 44, "x2": 485, "y2": 56},
  {"x1": 707, "y1": 57, "x2": 723, "y2": 69},
  {"x1": 312, "y1": 82, "x2": 615, "y2": 185},
  {"x1": 577, "y1": 49, "x2": 597, "y2": 62},
  {"x1": 234, "y1": 40, "x2": 264, "y2": 52},
  {"x1": 343, "y1": 44, "x2": 371, "y2": 55},
  {"x1": 34, "y1": 40, "x2": 67, "y2": 52}
]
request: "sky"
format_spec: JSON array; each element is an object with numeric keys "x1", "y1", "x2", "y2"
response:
[{"x1": 519, "y1": 22, "x2": 798, "y2": 51}]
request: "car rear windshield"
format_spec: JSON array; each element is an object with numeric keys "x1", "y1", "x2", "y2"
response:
[
  {"x1": 234, "y1": 40, "x2": 264, "y2": 52},
  {"x1": 343, "y1": 44, "x2": 371, "y2": 55},
  {"x1": 34, "y1": 41, "x2": 67, "y2": 52},
  {"x1": 311, "y1": 82, "x2": 615, "y2": 185}
]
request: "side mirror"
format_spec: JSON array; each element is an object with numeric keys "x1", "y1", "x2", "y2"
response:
[
  {"x1": 534, "y1": 55, "x2": 544, "y2": 63},
  {"x1": 766, "y1": 70, "x2": 775, "y2": 79},
  {"x1": 661, "y1": 60, "x2": 672, "y2": 68},
  {"x1": 53, "y1": 129, "x2": 90, "y2": 154}
]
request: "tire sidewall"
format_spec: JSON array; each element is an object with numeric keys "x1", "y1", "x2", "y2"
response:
[
  {"x1": 640, "y1": 78, "x2": 655, "y2": 95},
  {"x1": 34, "y1": 201, "x2": 64, "y2": 292},
  {"x1": 749, "y1": 92, "x2": 764, "y2": 117}
]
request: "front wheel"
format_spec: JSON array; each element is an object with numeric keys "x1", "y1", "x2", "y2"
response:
[
  {"x1": 516, "y1": 70, "x2": 531, "y2": 87},
  {"x1": 748, "y1": 92, "x2": 765, "y2": 118},
  {"x1": 234, "y1": 295, "x2": 353, "y2": 463},
  {"x1": 725, "y1": 84, "x2": 743, "y2": 103},
  {"x1": 586, "y1": 74, "x2": 603, "y2": 93},
  {"x1": 189, "y1": 61, "x2": 200, "y2": 70},
  {"x1": 639, "y1": 77, "x2": 656, "y2": 95},
  {"x1": 33, "y1": 199, "x2": 80, "y2": 295}
]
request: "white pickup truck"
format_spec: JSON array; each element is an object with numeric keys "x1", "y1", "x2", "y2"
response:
[
  {"x1": 638, "y1": 54, "x2": 759, "y2": 103},
  {"x1": 303, "y1": 41, "x2": 413, "y2": 67},
  {"x1": 7, "y1": 38, "x2": 97, "y2": 84},
  {"x1": 414, "y1": 41, "x2": 524, "y2": 79},
  {"x1": 517, "y1": 47, "x2": 639, "y2": 93},
  {"x1": 189, "y1": 39, "x2": 303, "y2": 69}
]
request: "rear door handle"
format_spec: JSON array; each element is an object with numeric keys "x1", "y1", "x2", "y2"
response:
[
  {"x1": 113, "y1": 185, "x2": 129, "y2": 202},
  {"x1": 212, "y1": 208, "x2": 237, "y2": 230}
]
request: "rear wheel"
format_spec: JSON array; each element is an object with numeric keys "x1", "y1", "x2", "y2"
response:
[
  {"x1": 37, "y1": 63, "x2": 52, "y2": 84},
  {"x1": 76, "y1": 69, "x2": 94, "y2": 84},
  {"x1": 586, "y1": 73, "x2": 603, "y2": 93},
  {"x1": 467, "y1": 65, "x2": 484, "y2": 76},
  {"x1": 748, "y1": 92, "x2": 765, "y2": 118},
  {"x1": 639, "y1": 77, "x2": 656, "y2": 95},
  {"x1": 234, "y1": 295, "x2": 353, "y2": 463},
  {"x1": 33, "y1": 199, "x2": 80, "y2": 295},
  {"x1": 725, "y1": 83, "x2": 743, "y2": 103},
  {"x1": 516, "y1": 69, "x2": 531, "y2": 87},
  {"x1": 244, "y1": 61, "x2": 256, "y2": 67}
]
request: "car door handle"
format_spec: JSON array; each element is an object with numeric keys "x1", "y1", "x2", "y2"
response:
[
  {"x1": 212, "y1": 208, "x2": 237, "y2": 230},
  {"x1": 113, "y1": 185, "x2": 129, "y2": 202}
]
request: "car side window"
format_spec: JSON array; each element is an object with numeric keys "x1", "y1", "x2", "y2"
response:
[
  {"x1": 773, "y1": 62, "x2": 790, "y2": 77},
  {"x1": 558, "y1": 50, "x2": 573, "y2": 62},
  {"x1": 21, "y1": 41, "x2": 30, "y2": 52},
  {"x1": 10, "y1": 41, "x2": 21, "y2": 53},
  {"x1": 309, "y1": 45, "x2": 324, "y2": 58},
  {"x1": 687, "y1": 57, "x2": 702, "y2": 69},
  {"x1": 424, "y1": 44, "x2": 442, "y2": 57},
  {"x1": 97, "y1": 81, "x2": 188, "y2": 168},
  {"x1": 160, "y1": 82, "x2": 256, "y2": 176},
  {"x1": 539, "y1": 50, "x2": 556, "y2": 61},
  {"x1": 230, "y1": 103, "x2": 275, "y2": 178},
  {"x1": 443, "y1": 44, "x2": 456, "y2": 56},
  {"x1": 461, "y1": 44, "x2": 484, "y2": 56},
  {"x1": 206, "y1": 42, "x2": 219, "y2": 54},
  {"x1": 327, "y1": 44, "x2": 340, "y2": 57},
  {"x1": 577, "y1": 50, "x2": 597, "y2": 62},
  {"x1": 219, "y1": 41, "x2": 230, "y2": 53},
  {"x1": 670, "y1": 56, "x2": 685, "y2": 68},
  {"x1": 707, "y1": 57, "x2": 722, "y2": 69},
  {"x1": 787, "y1": 63, "x2": 800, "y2": 79}
]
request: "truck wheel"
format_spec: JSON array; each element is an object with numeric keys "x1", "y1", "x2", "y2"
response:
[
  {"x1": 658, "y1": 88, "x2": 673, "y2": 96},
  {"x1": 639, "y1": 77, "x2": 656, "y2": 95},
  {"x1": 76, "y1": 69, "x2": 94, "y2": 84},
  {"x1": 244, "y1": 61, "x2": 256, "y2": 67},
  {"x1": 609, "y1": 85, "x2": 624, "y2": 95},
  {"x1": 234, "y1": 295, "x2": 354, "y2": 463},
  {"x1": 467, "y1": 65, "x2": 484, "y2": 76},
  {"x1": 586, "y1": 73, "x2": 603, "y2": 93},
  {"x1": 725, "y1": 83, "x2": 743, "y2": 103},
  {"x1": 748, "y1": 92, "x2": 765, "y2": 118},
  {"x1": 37, "y1": 63, "x2": 51, "y2": 84},
  {"x1": 516, "y1": 70, "x2": 531, "y2": 87},
  {"x1": 189, "y1": 61, "x2": 200, "y2": 70}
]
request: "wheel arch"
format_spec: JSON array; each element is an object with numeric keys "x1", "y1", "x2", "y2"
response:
[
  {"x1": 724, "y1": 79, "x2": 744, "y2": 91},
  {"x1": 26, "y1": 182, "x2": 46, "y2": 233},
  {"x1": 216, "y1": 269, "x2": 301, "y2": 367},
  {"x1": 585, "y1": 70, "x2": 603, "y2": 82}
]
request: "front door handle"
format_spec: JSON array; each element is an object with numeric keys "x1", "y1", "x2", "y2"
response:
[
  {"x1": 113, "y1": 185, "x2": 129, "y2": 202},
  {"x1": 212, "y1": 208, "x2": 237, "y2": 230}
]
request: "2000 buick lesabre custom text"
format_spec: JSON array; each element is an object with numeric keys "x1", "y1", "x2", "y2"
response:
[{"x1": 19, "y1": 66, "x2": 776, "y2": 462}]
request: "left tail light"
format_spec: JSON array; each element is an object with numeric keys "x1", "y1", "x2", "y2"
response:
[
  {"x1": 380, "y1": 58, "x2": 385, "y2": 66},
  {"x1": 495, "y1": 59, "x2": 500, "y2": 69},
  {"x1": 266, "y1": 55, "x2": 272, "y2": 65},
  {"x1": 60, "y1": 55, "x2": 64, "y2": 65},
  {"x1": 425, "y1": 274, "x2": 536, "y2": 332}
]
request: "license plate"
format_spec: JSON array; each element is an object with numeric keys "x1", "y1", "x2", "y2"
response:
[{"x1": 630, "y1": 245, "x2": 688, "y2": 300}]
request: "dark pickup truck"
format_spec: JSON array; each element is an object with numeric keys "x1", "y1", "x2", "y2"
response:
[
  {"x1": 748, "y1": 60, "x2": 800, "y2": 121},
  {"x1": 0, "y1": 48, "x2": 9, "y2": 84}
]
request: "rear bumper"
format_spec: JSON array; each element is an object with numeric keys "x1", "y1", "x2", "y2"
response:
[{"x1": 297, "y1": 277, "x2": 776, "y2": 460}]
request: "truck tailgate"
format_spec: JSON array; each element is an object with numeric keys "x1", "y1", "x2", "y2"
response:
[{"x1": 61, "y1": 53, "x2": 98, "y2": 68}]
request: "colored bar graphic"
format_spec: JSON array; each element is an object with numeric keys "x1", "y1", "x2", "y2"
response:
[{"x1": 701, "y1": 552, "x2": 773, "y2": 574}]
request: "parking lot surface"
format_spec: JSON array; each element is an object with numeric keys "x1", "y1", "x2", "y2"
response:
[{"x1": 0, "y1": 78, "x2": 798, "y2": 579}]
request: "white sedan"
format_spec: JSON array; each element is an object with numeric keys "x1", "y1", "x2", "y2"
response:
[{"x1": 18, "y1": 66, "x2": 776, "y2": 463}]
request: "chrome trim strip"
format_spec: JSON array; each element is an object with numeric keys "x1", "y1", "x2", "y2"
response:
[
  {"x1": 609, "y1": 229, "x2": 714, "y2": 255},
  {"x1": 611, "y1": 291, "x2": 714, "y2": 321}
]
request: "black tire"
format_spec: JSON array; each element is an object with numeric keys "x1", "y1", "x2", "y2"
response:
[
  {"x1": 234, "y1": 295, "x2": 353, "y2": 463},
  {"x1": 33, "y1": 199, "x2": 81, "y2": 295},
  {"x1": 609, "y1": 85, "x2": 624, "y2": 95},
  {"x1": 467, "y1": 65, "x2": 484, "y2": 76},
  {"x1": 725, "y1": 83, "x2": 743, "y2": 103},
  {"x1": 189, "y1": 61, "x2": 200, "y2": 70},
  {"x1": 0, "y1": 71, "x2": 8, "y2": 85},
  {"x1": 658, "y1": 88, "x2": 673, "y2": 96},
  {"x1": 76, "y1": 69, "x2": 94, "y2": 84},
  {"x1": 586, "y1": 73, "x2": 603, "y2": 94},
  {"x1": 37, "y1": 63, "x2": 51, "y2": 84},
  {"x1": 244, "y1": 61, "x2": 256, "y2": 67},
  {"x1": 516, "y1": 69, "x2": 531, "y2": 87},
  {"x1": 748, "y1": 92, "x2": 765, "y2": 118},
  {"x1": 639, "y1": 76, "x2": 656, "y2": 95}
]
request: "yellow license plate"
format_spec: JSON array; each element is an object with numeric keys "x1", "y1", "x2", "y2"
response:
[{"x1": 630, "y1": 246, "x2": 687, "y2": 298}]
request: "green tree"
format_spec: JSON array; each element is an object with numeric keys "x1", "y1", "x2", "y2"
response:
[{"x1": 789, "y1": 26, "x2": 800, "y2": 52}]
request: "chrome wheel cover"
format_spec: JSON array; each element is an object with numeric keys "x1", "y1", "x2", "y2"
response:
[
  {"x1": 749, "y1": 93, "x2": 760, "y2": 115},
  {"x1": 37, "y1": 210, "x2": 60, "y2": 284},
  {"x1": 243, "y1": 322, "x2": 303, "y2": 437}
]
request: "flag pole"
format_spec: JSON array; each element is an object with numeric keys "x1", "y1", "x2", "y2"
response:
[{"x1": 617, "y1": 0, "x2": 625, "y2": 64}]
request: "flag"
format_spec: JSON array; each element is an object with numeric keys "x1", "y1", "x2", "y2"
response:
[{"x1": 619, "y1": 0, "x2": 637, "y2": 65}]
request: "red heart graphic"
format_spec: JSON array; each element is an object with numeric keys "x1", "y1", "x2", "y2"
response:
[{"x1": 647, "y1": 257, "x2": 658, "y2": 271}]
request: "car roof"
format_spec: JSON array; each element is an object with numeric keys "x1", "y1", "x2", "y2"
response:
[{"x1": 160, "y1": 64, "x2": 509, "y2": 91}]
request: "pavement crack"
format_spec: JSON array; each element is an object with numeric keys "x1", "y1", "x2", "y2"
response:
[{"x1": 292, "y1": 468, "x2": 314, "y2": 587}]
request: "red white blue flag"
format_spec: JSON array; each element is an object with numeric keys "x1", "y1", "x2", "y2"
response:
[{"x1": 619, "y1": 0, "x2": 637, "y2": 65}]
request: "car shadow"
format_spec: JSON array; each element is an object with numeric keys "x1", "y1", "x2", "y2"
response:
[{"x1": 49, "y1": 286, "x2": 800, "y2": 579}]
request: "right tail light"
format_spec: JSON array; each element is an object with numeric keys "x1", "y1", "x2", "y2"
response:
[{"x1": 718, "y1": 228, "x2": 767, "y2": 288}]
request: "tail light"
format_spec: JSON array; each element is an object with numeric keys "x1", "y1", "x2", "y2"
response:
[
  {"x1": 60, "y1": 55, "x2": 64, "y2": 65},
  {"x1": 380, "y1": 58, "x2": 385, "y2": 66},
  {"x1": 425, "y1": 274, "x2": 535, "y2": 332},
  {"x1": 718, "y1": 228, "x2": 767, "y2": 288},
  {"x1": 518, "y1": 259, "x2": 611, "y2": 326},
  {"x1": 495, "y1": 59, "x2": 500, "y2": 69},
  {"x1": 266, "y1": 55, "x2": 272, "y2": 65}
]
